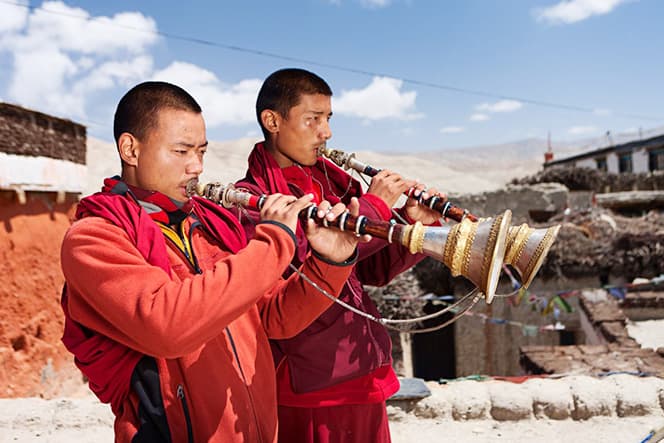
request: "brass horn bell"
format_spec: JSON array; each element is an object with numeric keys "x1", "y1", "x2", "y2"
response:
[
  {"x1": 403, "y1": 210, "x2": 512, "y2": 303},
  {"x1": 504, "y1": 224, "x2": 561, "y2": 290}
]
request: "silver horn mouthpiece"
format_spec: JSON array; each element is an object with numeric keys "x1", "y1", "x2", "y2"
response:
[{"x1": 185, "y1": 179, "x2": 203, "y2": 198}]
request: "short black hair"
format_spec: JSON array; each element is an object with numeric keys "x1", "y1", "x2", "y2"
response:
[
  {"x1": 113, "y1": 81, "x2": 202, "y2": 144},
  {"x1": 256, "y1": 68, "x2": 332, "y2": 138}
]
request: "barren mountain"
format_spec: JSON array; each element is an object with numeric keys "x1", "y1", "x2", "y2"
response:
[
  {"x1": 86, "y1": 126, "x2": 664, "y2": 197},
  {"x1": 86, "y1": 137, "x2": 547, "y2": 196}
]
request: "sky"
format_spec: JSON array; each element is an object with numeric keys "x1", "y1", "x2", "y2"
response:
[{"x1": 0, "y1": 0, "x2": 662, "y2": 153}]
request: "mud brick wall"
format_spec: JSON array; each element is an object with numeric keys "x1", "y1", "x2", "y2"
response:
[
  {"x1": 520, "y1": 344, "x2": 664, "y2": 375},
  {"x1": 0, "y1": 103, "x2": 86, "y2": 164}
]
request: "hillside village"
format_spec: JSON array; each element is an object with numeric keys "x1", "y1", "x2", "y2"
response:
[{"x1": 1, "y1": 102, "x2": 664, "y2": 441}]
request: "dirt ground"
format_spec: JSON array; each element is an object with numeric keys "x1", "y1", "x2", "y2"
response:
[{"x1": 0, "y1": 392, "x2": 662, "y2": 443}]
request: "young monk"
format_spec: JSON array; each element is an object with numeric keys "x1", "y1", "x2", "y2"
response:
[
  {"x1": 236, "y1": 68, "x2": 445, "y2": 443},
  {"x1": 60, "y1": 80, "x2": 364, "y2": 442}
]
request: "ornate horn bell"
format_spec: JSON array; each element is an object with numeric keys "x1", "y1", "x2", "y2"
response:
[
  {"x1": 504, "y1": 224, "x2": 561, "y2": 290},
  {"x1": 402, "y1": 210, "x2": 512, "y2": 304}
]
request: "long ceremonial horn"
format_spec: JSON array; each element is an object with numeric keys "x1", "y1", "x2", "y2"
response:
[
  {"x1": 318, "y1": 146, "x2": 560, "y2": 290},
  {"x1": 188, "y1": 181, "x2": 512, "y2": 303}
]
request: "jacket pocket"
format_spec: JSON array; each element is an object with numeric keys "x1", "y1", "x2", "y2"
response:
[
  {"x1": 176, "y1": 384, "x2": 194, "y2": 443},
  {"x1": 131, "y1": 356, "x2": 172, "y2": 443}
]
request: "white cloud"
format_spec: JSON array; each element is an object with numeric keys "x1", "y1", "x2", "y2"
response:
[
  {"x1": 333, "y1": 77, "x2": 423, "y2": 121},
  {"x1": 9, "y1": 47, "x2": 83, "y2": 115},
  {"x1": 326, "y1": 0, "x2": 391, "y2": 7},
  {"x1": 470, "y1": 113, "x2": 490, "y2": 122},
  {"x1": 153, "y1": 62, "x2": 262, "y2": 126},
  {"x1": 360, "y1": 0, "x2": 391, "y2": 8},
  {"x1": 568, "y1": 125, "x2": 599, "y2": 135},
  {"x1": 0, "y1": 1, "x2": 158, "y2": 119},
  {"x1": 534, "y1": 0, "x2": 631, "y2": 25},
  {"x1": 593, "y1": 108, "x2": 612, "y2": 116},
  {"x1": 0, "y1": 0, "x2": 28, "y2": 33},
  {"x1": 76, "y1": 56, "x2": 96, "y2": 70},
  {"x1": 440, "y1": 126, "x2": 465, "y2": 134},
  {"x1": 476, "y1": 99, "x2": 523, "y2": 113},
  {"x1": 75, "y1": 56, "x2": 154, "y2": 93},
  {"x1": 3, "y1": 1, "x2": 157, "y2": 55}
]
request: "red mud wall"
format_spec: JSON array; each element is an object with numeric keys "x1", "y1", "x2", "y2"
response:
[{"x1": 0, "y1": 191, "x2": 81, "y2": 398}]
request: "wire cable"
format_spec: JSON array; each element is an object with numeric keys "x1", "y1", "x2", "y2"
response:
[{"x1": 0, "y1": 0, "x2": 661, "y2": 122}]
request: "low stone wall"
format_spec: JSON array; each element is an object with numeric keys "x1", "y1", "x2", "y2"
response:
[
  {"x1": 390, "y1": 375, "x2": 664, "y2": 421},
  {"x1": 452, "y1": 182, "x2": 568, "y2": 224},
  {"x1": 2, "y1": 374, "x2": 662, "y2": 440}
]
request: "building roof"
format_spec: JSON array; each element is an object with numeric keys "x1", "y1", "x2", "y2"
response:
[
  {"x1": 0, "y1": 102, "x2": 86, "y2": 164},
  {"x1": 0, "y1": 102, "x2": 87, "y2": 193},
  {"x1": 545, "y1": 133, "x2": 664, "y2": 168}
]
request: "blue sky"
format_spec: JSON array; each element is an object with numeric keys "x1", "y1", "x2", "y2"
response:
[{"x1": 0, "y1": 0, "x2": 662, "y2": 152}]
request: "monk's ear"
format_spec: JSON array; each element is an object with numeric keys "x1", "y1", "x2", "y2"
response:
[
  {"x1": 260, "y1": 110, "x2": 280, "y2": 134},
  {"x1": 118, "y1": 133, "x2": 139, "y2": 167}
]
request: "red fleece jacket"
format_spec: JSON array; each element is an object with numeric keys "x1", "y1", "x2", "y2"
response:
[{"x1": 61, "y1": 192, "x2": 354, "y2": 442}]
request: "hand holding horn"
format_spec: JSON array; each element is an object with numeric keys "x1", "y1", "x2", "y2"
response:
[{"x1": 188, "y1": 180, "x2": 512, "y2": 302}]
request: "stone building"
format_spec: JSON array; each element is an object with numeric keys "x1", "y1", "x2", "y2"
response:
[
  {"x1": 376, "y1": 183, "x2": 664, "y2": 381},
  {"x1": 544, "y1": 133, "x2": 664, "y2": 174},
  {"x1": 0, "y1": 102, "x2": 87, "y2": 397},
  {"x1": 0, "y1": 102, "x2": 86, "y2": 198}
]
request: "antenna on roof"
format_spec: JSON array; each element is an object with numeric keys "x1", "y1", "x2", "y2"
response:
[
  {"x1": 606, "y1": 130, "x2": 613, "y2": 147},
  {"x1": 544, "y1": 131, "x2": 554, "y2": 163}
]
